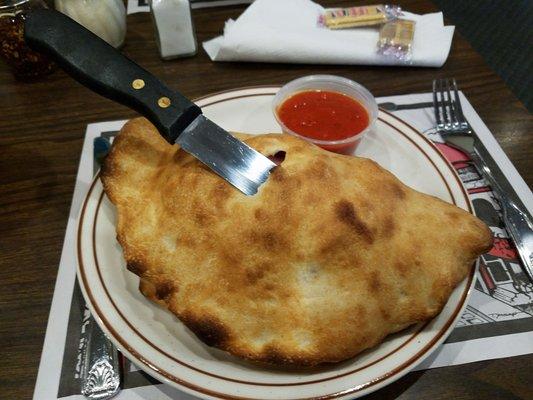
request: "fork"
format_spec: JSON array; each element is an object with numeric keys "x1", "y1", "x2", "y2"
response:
[{"x1": 433, "y1": 78, "x2": 533, "y2": 282}]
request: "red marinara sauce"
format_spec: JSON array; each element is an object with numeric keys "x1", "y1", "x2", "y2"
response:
[{"x1": 277, "y1": 90, "x2": 369, "y2": 154}]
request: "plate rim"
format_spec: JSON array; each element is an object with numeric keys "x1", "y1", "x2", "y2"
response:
[{"x1": 76, "y1": 86, "x2": 476, "y2": 400}]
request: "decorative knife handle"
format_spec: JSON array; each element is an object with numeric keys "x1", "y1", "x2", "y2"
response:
[
  {"x1": 81, "y1": 314, "x2": 121, "y2": 400},
  {"x1": 24, "y1": 9, "x2": 201, "y2": 143}
]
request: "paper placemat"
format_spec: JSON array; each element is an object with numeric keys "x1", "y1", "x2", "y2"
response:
[
  {"x1": 33, "y1": 92, "x2": 533, "y2": 399},
  {"x1": 127, "y1": 0, "x2": 254, "y2": 14}
]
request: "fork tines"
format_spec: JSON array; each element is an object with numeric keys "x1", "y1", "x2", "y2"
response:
[{"x1": 433, "y1": 78, "x2": 466, "y2": 131}]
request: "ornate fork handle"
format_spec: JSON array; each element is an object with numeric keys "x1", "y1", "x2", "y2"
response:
[{"x1": 470, "y1": 148, "x2": 533, "y2": 279}]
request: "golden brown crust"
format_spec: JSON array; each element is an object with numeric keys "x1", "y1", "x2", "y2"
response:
[{"x1": 102, "y1": 117, "x2": 493, "y2": 366}]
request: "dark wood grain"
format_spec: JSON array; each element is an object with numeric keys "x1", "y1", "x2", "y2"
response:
[{"x1": 0, "y1": 1, "x2": 531, "y2": 399}]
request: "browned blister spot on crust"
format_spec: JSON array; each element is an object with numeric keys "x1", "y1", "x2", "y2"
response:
[
  {"x1": 263, "y1": 347, "x2": 288, "y2": 365},
  {"x1": 254, "y1": 208, "x2": 266, "y2": 221},
  {"x1": 270, "y1": 167, "x2": 286, "y2": 182},
  {"x1": 319, "y1": 235, "x2": 353, "y2": 257},
  {"x1": 249, "y1": 230, "x2": 288, "y2": 252},
  {"x1": 245, "y1": 267, "x2": 265, "y2": 284},
  {"x1": 394, "y1": 261, "x2": 409, "y2": 278},
  {"x1": 379, "y1": 306, "x2": 391, "y2": 321},
  {"x1": 288, "y1": 145, "x2": 306, "y2": 153},
  {"x1": 210, "y1": 181, "x2": 231, "y2": 202},
  {"x1": 258, "y1": 346, "x2": 315, "y2": 366},
  {"x1": 126, "y1": 261, "x2": 146, "y2": 276},
  {"x1": 382, "y1": 216, "x2": 396, "y2": 238},
  {"x1": 219, "y1": 249, "x2": 241, "y2": 270},
  {"x1": 177, "y1": 233, "x2": 196, "y2": 248},
  {"x1": 194, "y1": 211, "x2": 209, "y2": 226},
  {"x1": 392, "y1": 182, "x2": 406, "y2": 199},
  {"x1": 155, "y1": 281, "x2": 176, "y2": 300},
  {"x1": 445, "y1": 210, "x2": 462, "y2": 221},
  {"x1": 359, "y1": 199, "x2": 374, "y2": 212},
  {"x1": 369, "y1": 271, "x2": 382, "y2": 291},
  {"x1": 100, "y1": 161, "x2": 114, "y2": 188},
  {"x1": 181, "y1": 314, "x2": 230, "y2": 347},
  {"x1": 304, "y1": 191, "x2": 321, "y2": 205},
  {"x1": 356, "y1": 304, "x2": 367, "y2": 316},
  {"x1": 306, "y1": 159, "x2": 330, "y2": 180},
  {"x1": 335, "y1": 200, "x2": 374, "y2": 244},
  {"x1": 262, "y1": 231, "x2": 285, "y2": 251}
]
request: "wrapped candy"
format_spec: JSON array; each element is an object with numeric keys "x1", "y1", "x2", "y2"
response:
[
  {"x1": 319, "y1": 4, "x2": 402, "y2": 29},
  {"x1": 377, "y1": 19, "x2": 416, "y2": 62}
]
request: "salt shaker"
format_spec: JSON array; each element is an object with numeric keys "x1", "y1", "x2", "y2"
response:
[{"x1": 150, "y1": 0, "x2": 197, "y2": 60}]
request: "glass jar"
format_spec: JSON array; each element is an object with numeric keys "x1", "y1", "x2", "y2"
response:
[{"x1": 0, "y1": 0, "x2": 55, "y2": 80}]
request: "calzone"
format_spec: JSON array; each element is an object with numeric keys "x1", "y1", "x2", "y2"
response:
[{"x1": 101, "y1": 118, "x2": 493, "y2": 366}]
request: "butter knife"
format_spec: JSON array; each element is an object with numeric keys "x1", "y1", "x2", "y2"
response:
[
  {"x1": 24, "y1": 9, "x2": 275, "y2": 196},
  {"x1": 81, "y1": 314, "x2": 121, "y2": 399}
]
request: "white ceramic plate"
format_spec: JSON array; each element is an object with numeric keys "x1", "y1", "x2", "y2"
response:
[{"x1": 77, "y1": 87, "x2": 475, "y2": 400}]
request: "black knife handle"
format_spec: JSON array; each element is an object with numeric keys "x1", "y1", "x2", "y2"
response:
[{"x1": 24, "y1": 9, "x2": 201, "y2": 143}]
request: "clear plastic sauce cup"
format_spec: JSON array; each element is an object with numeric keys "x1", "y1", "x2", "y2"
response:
[{"x1": 272, "y1": 75, "x2": 378, "y2": 155}]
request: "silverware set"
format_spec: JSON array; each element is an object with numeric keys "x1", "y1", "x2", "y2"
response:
[{"x1": 433, "y1": 78, "x2": 533, "y2": 281}]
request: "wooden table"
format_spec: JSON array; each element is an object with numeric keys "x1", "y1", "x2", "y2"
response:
[{"x1": 1, "y1": 1, "x2": 531, "y2": 399}]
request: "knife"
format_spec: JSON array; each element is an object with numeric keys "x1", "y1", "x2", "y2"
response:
[
  {"x1": 77, "y1": 136, "x2": 121, "y2": 400},
  {"x1": 24, "y1": 9, "x2": 275, "y2": 196},
  {"x1": 81, "y1": 312, "x2": 121, "y2": 400}
]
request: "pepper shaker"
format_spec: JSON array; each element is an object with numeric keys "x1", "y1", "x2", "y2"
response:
[{"x1": 150, "y1": 0, "x2": 197, "y2": 60}]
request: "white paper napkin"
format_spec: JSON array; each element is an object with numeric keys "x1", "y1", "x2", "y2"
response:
[{"x1": 203, "y1": 0, "x2": 455, "y2": 67}]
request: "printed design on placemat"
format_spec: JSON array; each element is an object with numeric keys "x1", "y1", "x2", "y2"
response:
[{"x1": 427, "y1": 129, "x2": 533, "y2": 344}]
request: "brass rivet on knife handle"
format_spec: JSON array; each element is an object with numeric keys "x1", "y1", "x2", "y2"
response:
[
  {"x1": 132, "y1": 79, "x2": 145, "y2": 89},
  {"x1": 158, "y1": 96, "x2": 171, "y2": 108}
]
